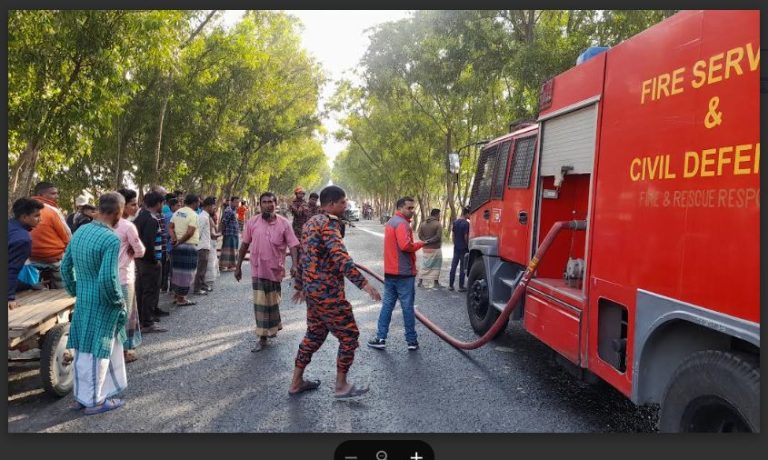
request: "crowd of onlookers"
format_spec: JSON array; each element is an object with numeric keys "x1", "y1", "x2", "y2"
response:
[
  {"x1": 7, "y1": 181, "x2": 255, "y2": 364},
  {"x1": 8, "y1": 181, "x2": 475, "y2": 410}
]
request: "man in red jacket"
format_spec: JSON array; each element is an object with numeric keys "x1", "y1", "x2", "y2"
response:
[{"x1": 367, "y1": 196, "x2": 431, "y2": 351}]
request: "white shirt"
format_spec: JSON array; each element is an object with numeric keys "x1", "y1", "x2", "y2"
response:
[{"x1": 197, "y1": 210, "x2": 211, "y2": 250}]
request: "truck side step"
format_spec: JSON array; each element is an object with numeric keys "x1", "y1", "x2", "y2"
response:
[{"x1": 500, "y1": 273, "x2": 522, "y2": 289}]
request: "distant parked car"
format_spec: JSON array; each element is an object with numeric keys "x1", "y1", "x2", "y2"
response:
[{"x1": 345, "y1": 201, "x2": 360, "y2": 221}]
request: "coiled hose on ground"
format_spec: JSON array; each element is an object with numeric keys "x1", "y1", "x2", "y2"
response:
[{"x1": 355, "y1": 220, "x2": 586, "y2": 350}]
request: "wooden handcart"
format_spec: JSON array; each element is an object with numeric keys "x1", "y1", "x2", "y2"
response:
[{"x1": 8, "y1": 289, "x2": 76, "y2": 397}]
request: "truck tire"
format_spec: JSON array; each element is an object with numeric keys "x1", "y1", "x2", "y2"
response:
[
  {"x1": 40, "y1": 323, "x2": 75, "y2": 398},
  {"x1": 659, "y1": 350, "x2": 759, "y2": 432},
  {"x1": 466, "y1": 259, "x2": 503, "y2": 337}
]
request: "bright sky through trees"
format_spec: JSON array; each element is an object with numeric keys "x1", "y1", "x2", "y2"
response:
[{"x1": 221, "y1": 10, "x2": 412, "y2": 165}]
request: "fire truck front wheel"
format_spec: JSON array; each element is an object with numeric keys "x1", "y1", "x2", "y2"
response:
[
  {"x1": 466, "y1": 259, "x2": 503, "y2": 337},
  {"x1": 659, "y1": 350, "x2": 760, "y2": 433}
]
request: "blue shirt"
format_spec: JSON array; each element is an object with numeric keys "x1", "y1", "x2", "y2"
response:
[
  {"x1": 452, "y1": 218, "x2": 470, "y2": 251},
  {"x1": 8, "y1": 219, "x2": 32, "y2": 300}
]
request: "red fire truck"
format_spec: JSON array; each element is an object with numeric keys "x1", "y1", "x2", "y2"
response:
[{"x1": 465, "y1": 10, "x2": 759, "y2": 432}]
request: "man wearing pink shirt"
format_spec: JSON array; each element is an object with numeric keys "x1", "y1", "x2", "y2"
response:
[
  {"x1": 235, "y1": 192, "x2": 300, "y2": 352},
  {"x1": 116, "y1": 189, "x2": 149, "y2": 363}
]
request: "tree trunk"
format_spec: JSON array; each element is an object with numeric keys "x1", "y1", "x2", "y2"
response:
[
  {"x1": 526, "y1": 10, "x2": 536, "y2": 43},
  {"x1": 152, "y1": 80, "x2": 171, "y2": 188},
  {"x1": 9, "y1": 141, "x2": 41, "y2": 214},
  {"x1": 115, "y1": 114, "x2": 123, "y2": 189}
]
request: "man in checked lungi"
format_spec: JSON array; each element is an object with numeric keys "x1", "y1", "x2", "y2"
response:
[
  {"x1": 219, "y1": 196, "x2": 240, "y2": 272},
  {"x1": 169, "y1": 194, "x2": 201, "y2": 307},
  {"x1": 235, "y1": 192, "x2": 300, "y2": 352},
  {"x1": 61, "y1": 192, "x2": 129, "y2": 415},
  {"x1": 417, "y1": 208, "x2": 444, "y2": 289}
]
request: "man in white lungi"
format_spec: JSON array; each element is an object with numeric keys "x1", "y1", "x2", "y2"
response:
[
  {"x1": 61, "y1": 192, "x2": 129, "y2": 415},
  {"x1": 417, "y1": 208, "x2": 444, "y2": 289}
]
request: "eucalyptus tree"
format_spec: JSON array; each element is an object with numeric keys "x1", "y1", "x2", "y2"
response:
[
  {"x1": 7, "y1": 10, "x2": 212, "y2": 209},
  {"x1": 9, "y1": 11, "x2": 148, "y2": 207},
  {"x1": 335, "y1": 9, "x2": 675, "y2": 226}
]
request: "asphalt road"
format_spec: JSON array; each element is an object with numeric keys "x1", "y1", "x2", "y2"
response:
[{"x1": 7, "y1": 219, "x2": 658, "y2": 433}]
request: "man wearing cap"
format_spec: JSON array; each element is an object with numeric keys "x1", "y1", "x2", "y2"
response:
[
  {"x1": 74, "y1": 203, "x2": 96, "y2": 233},
  {"x1": 66, "y1": 195, "x2": 88, "y2": 233},
  {"x1": 289, "y1": 186, "x2": 310, "y2": 240}
]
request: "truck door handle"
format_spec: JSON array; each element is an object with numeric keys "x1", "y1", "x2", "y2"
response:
[
  {"x1": 518, "y1": 210, "x2": 528, "y2": 225},
  {"x1": 483, "y1": 209, "x2": 490, "y2": 220}
]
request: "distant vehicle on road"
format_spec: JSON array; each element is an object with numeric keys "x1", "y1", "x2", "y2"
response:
[{"x1": 345, "y1": 200, "x2": 360, "y2": 221}]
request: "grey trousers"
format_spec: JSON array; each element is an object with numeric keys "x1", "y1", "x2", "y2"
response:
[{"x1": 193, "y1": 249, "x2": 210, "y2": 292}]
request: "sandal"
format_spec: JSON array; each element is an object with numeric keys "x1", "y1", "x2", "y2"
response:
[
  {"x1": 289, "y1": 379, "x2": 321, "y2": 395},
  {"x1": 334, "y1": 384, "x2": 370, "y2": 399},
  {"x1": 176, "y1": 300, "x2": 196, "y2": 306},
  {"x1": 83, "y1": 398, "x2": 125, "y2": 415},
  {"x1": 68, "y1": 401, "x2": 85, "y2": 411},
  {"x1": 251, "y1": 340, "x2": 268, "y2": 352},
  {"x1": 141, "y1": 324, "x2": 169, "y2": 333}
]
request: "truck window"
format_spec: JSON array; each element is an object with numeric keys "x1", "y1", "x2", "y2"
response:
[
  {"x1": 469, "y1": 144, "x2": 499, "y2": 211},
  {"x1": 507, "y1": 136, "x2": 536, "y2": 188},
  {"x1": 490, "y1": 141, "x2": 512, "y2": 199}
]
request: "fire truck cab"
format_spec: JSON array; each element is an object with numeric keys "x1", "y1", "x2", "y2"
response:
[{"x1": 465, "y1": 10, "x2": 759, "y2": 432}]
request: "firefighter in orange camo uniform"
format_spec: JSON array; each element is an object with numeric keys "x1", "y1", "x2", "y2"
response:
[{"x1": 289, "y1": 185, "x2": 381, "y2": 398}]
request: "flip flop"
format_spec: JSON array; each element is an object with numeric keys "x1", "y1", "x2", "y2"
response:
[
  {"x1": 251, "y1": 341, "x2": 268, "y2": 352},
  {"x1": 69, "y1": 401, "x2": 85, "y2": 411},
  {"x1": 334, "y1": 384, "x2": 370, "y2": 399},
  {"x1": 289, "y1": 379, "x2": 321, "y2": 396},
  {"x1": 83, "y1": 398, "x2": 125, "y2": 416},
  {"x1": 176, "y1": 300, "x2": 197, "y2": 306}
]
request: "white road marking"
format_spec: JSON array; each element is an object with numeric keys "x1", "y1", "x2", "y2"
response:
[
  {"x1": 355, "y1": 226, "x2": 384, "y2": 238},
  {"x1": 354, "y1": 224, "x2": 454, "y2": 258}
]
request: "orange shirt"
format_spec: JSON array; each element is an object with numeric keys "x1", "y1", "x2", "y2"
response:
[
  {"x1": 236, "y1": 205, "x2": 247, "y2": 222},
  {"x1": 29, "y1": 196, "x2": 71, "y2": 261}
]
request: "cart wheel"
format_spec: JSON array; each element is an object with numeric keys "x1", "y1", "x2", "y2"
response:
[{"x1": 40, "y1": 323, "x2": 75, "y2": 397}]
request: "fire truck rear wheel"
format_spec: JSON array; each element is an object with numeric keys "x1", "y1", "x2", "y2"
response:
[
  {"x1": 659, "y1": 350, "x2": 759, "y2": 433},
  {"x1": 466, "y1": 260, "x2": 502, "y2": 337}
]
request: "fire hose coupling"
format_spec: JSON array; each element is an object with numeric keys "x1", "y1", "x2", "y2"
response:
[
  {"x1": 568, "y1": 220, "x2": 587, "y2": 230},
  {"x1": 526, "y1": 256, "x2": 540, "y2": 272}
]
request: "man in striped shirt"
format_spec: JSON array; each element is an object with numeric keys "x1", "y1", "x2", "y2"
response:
[{"x1": 133, "y1": 191, "x2": 168, "y2": 333}]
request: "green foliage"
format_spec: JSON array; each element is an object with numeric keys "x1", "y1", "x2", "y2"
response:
[
  {"x1": 8, "y1": 10, "x2": 328, "y2": 210},
  {"x1": 8, "y1": 10, "x2": 676, "y2": 214},
  {"x1": 332, "y1": 10, "x2": 675, "y2": 224}
]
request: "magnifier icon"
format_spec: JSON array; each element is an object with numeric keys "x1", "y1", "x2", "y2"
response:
[{"x1": 375, "y1": 451, "x2": 387, "y2": 460}]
